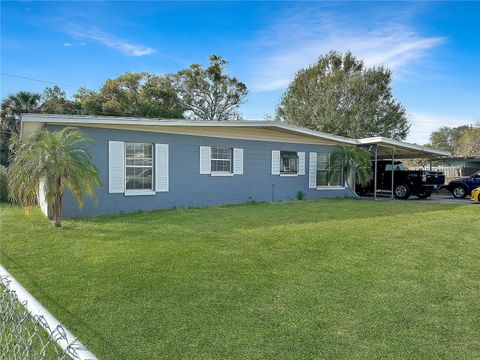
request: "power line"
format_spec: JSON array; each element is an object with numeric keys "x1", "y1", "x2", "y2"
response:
[{"x1": 1, "y1": 73, "x2": 81, "y2": 89}]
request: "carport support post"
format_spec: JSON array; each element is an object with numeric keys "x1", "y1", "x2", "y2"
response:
[
  {"x1": 391, "y1": 149, "x2": 395, "y2": 200},
  {"x1": 429, "y1": 158, "x2": 433, "y2": 171},
  {"x1": 374, "y1": 145, "x2": 378, "y2": 201}
]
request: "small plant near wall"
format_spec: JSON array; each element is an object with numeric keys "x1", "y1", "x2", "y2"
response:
[
  {"x1": 297, "y1": 190, "x2": 305, "y2": 200},
  {"x1": 8, "y1": 127, "x2": 101, "y2": 227}
]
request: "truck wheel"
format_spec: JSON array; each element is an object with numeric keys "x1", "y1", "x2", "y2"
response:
[
  {"x1": 452, "y1": 185, "x2": 467, "y2": 199},
  {"x1": 394, "y1": 184, "x2": 410, "y2": 199},
  {"x1": 416, "y1": 191, "x2": 432, "y2": 199}
]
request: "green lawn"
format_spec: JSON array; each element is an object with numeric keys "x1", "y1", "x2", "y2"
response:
[{"x1": 1, "y1": 200, "x2": 479, "y2": 359}]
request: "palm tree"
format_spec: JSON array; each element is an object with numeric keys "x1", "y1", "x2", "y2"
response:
[
  {"x1": 1, "y1": 91, "x2": 42, "y2": 165},
  {"x1": 1, "y1": 91, "x2": 42, "y2": 132},
  {"x1": 8, "y1": 127, "x2": 101, "y2": 227},
  {"x1": 328, "y1": 146, "x2": 373, "y2": 196}
]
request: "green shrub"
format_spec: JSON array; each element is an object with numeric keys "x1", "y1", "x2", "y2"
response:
[
  {"x1": 0, "y1": 166, "x2": 8, "y2": 202},
  {"x1": 297, "y1": 190, "x2": 305, "y2": 200}
]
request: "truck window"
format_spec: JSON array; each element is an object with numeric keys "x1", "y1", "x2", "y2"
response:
[{"x1": 385, "y1": 163, "x2": 407, "y2": 171}]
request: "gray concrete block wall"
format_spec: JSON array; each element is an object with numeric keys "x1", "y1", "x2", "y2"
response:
[{"x1": 47, "y1": 125, "x2": 353, "y2": 218}]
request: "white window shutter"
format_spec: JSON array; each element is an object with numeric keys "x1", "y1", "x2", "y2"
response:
[
  {"x1": 155, "y1": 144, "x2": 169, "y2": 192},
  {"x1": 233, "y1": 148, "x2": 243, "y2": 175},
  {"x1": 309, "y1": 152, "x2": 317, "y2": 189},
  {"x1": 109, "y1": 141, "x2": 125, "y2": 193},
  {"x1": 298, "y1": 152, "x2": 305, "y2": 175},
  {"x1": 199, "y1": 146, "x2": 211, "y2": 174},
  {"x1": 271, "y1": 150, "x2": 280, "y2": 175}
]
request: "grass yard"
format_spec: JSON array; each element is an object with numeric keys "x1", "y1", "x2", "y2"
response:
[{"x1": 1, "y1": 200, "x2": 479, "y2": 359}]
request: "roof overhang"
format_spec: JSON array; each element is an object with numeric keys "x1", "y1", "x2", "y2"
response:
[
  {"x1": 358, "y1": 137, "x2": 451, "y2": 159},
  {"x1": 20, "y1": 114, "x2": 358, "y2": 145},
  {"x1": 20, "y1": 114, "x2": 452, "y2": 159}
]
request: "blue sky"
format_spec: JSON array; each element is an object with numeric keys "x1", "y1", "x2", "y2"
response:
[{"x1": 1, "y1": 1, "x2": 479, "y2": 144}]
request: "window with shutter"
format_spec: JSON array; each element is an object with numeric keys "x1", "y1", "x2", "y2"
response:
[
  {"x1": 316, "y1": 153, "x2": 343, "y2": 187},
  {"x1": 280, "y1": 151, "x2": 299, "y2": 174},
  {"x1": 211, "y1": 147, "x2": 233, "y2": 173},
  {"x1": 125, "y1": 142, "x2": 153, "y2": 192}
]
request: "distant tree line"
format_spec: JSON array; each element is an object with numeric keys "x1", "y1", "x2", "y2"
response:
[
  {"x1": 427, "y1": 124, "x2": 480, "y2": 157},
  {"x1": 9, "y1": 51, "x2": 475, "y2": 168}
]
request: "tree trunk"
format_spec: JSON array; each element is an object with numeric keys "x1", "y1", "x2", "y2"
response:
[
  {"x1": 52, "y1": 183, "x2": 63, "y2": 227},
  {"x1": 346, "y1": 170, "x2": 359, "y2": 199}
]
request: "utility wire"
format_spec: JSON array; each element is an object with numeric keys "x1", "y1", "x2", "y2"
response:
[{"x1": 1, "y1": 73, "x2": 81, "y2": 89}]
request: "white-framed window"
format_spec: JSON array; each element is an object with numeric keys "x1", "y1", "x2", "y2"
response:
[
  {"x1": 280, "y1": 151, "x2": 299, "y2": 174},
  {"x1": 211, "y1": 146, "x2": 233, "y2": 173},
  {"x1": 125, "y1": 142, "x2": 153, "y2": 191},
  {"x1": 316, "y1": 153, "x2": 343, "y2": 187}
]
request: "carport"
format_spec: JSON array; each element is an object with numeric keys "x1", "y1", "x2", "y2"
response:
[{"x1": 357, "y1": 137, "x2": 451, "y2": 200}]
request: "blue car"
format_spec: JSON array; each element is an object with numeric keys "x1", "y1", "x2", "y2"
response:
[{"x1": 445, "y1": 170, "x2": 480, "y2": 198}]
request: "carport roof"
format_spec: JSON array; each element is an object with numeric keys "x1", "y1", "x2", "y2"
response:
[{"x1": 358, "y1": 137, "x2": 451, "y2": 159}]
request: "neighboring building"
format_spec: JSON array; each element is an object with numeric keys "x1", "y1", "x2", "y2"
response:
[
  {"x1": 429, "y1": 157, "x2": 480, "y2": 182},
  {"x1": 20, "y1": 114, "x2": 449, "y2": 218},
  {"x1": 436, "y1": 157, "x2": 480, "y2": 173}
]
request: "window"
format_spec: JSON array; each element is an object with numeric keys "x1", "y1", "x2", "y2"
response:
[
  {"x1": 316, "y1": 153, "x2": 343, "y2": 187},
  {"x1": 125, "y1": 142, "x2": 153, "y2": 191},
  {"x1": 385, "y1": 163, "x2": 407, "y2": 171},
  {"x1": 211, "y1": 147, "x2": 233, "y2": 173},
  {"x1": 280, "y1": 151, "x2": 299, "y2": 174}
]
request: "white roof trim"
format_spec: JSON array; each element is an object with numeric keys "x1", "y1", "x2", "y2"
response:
[{"x1": 358, "y1": 137, "x2": 451, "y2": 157}]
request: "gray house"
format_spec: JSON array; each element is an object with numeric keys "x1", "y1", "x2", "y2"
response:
[{"x1": 20, "y1": 114, "x2": 448, "y2": 218}]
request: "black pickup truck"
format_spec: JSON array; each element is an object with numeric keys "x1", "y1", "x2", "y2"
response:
[{"x1": 357, "y1": 160, "x2": 445, "y2": 199}]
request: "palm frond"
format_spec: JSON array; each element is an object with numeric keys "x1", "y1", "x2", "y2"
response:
[
  {"x1": 328, "y1": 146, "x2": 373, "y2": 189},
  {"x1": 8, "y1": 127, "x2": 101, "y2": 226}
]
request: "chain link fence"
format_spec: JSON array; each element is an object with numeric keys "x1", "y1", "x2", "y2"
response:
[{"x1": 0, "y1": 275, "x2": 81, "y2": 360}]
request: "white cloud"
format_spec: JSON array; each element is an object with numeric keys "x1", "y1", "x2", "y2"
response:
[
  {"x1": 63, "y1": 42, "x2": 73, "y2": 47},
  {"x1": 247, "y1": 7, "x2": 445, "y2": 92},
  {"x1": 65, "y1": 26, "x2": 155, "y2": 57},
  {"x1": 407, "y1": 112, "x2": 477, "y2": 144}
]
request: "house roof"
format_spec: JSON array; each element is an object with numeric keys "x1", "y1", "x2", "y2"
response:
[
  {"x1": 358, "y1": 137, "x2": 451, "y2": 159},
  {"x1": 20, "y1": 114, "x2": 451, "y2": 159},
  {"x1": 20, "y1": 113, "x2": 358, "y2": 145}
]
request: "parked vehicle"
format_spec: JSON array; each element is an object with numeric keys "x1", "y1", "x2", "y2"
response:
[
  {"x1": 357, "y1": 160, "x2": 445, "y2": 199},
  {"x1": 471, "y1": 187, "x2": 480, "y2": 203},
  {"x1": 445, "y1": 170, "x2": 480, "y2": 198}
]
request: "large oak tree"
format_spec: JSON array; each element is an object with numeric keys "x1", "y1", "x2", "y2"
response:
[
  {"x1": 171, "y1": 55, "x2": 248, "y2": 121},
  {"x1": 276, "y1": 51, "x2": 410, "y2": 140}
]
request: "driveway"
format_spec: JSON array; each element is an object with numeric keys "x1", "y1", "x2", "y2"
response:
[{"x1": 359, "y1": 192, "x2": 475, "y2": 204}]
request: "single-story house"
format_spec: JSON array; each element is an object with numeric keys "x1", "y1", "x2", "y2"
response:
[{"x1": 20, "y1": 114, "x2": 449, "y2": 218}]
